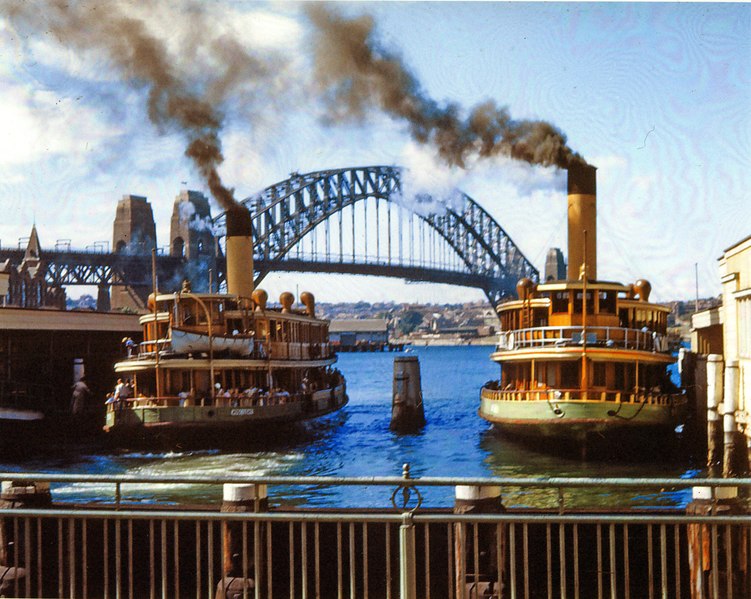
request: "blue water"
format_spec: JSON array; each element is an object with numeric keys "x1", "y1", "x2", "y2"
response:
[{"x1": 1, "y1": 346, "x2": 699, "y2": 508}]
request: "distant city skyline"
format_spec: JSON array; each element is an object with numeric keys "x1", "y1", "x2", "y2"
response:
[{"x1": 0, "y1": 2, "x2": 748, "y2": 303}]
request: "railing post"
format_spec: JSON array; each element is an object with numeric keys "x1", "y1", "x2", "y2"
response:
[
  {"x1": 0, "y1": 480, "x2": 51, "y2": 596},
  {"x1": 216, "y1": 483, "x2": 267, "y2": 599},
  {"x1": 454, "y1": 485, "x2": 504, "y2": 599},
  {"x1": 399, "y1": 512, "x2": 416, "y2": 599}
]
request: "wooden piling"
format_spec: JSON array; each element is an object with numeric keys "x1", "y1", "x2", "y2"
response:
[
  {"x1": 453, "y1": 486, "x2": 504, "y2": 599},
  {"x1": 0, "y1": 481, "x2": 51, "y2": 596},
  {"x1": 390, "y1": 356, "x2": 426, "y2": 432},
  {"x1": 215, "y1": 483, "x2": 267, "y2": 599}
]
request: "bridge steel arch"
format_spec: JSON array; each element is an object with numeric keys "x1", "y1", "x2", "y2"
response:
[{"x1": 214, "y1": 166, "x2": 538, "y2": 305}]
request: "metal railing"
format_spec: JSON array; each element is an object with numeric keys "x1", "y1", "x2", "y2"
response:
[
  {"x1": 480, "y1": 387, "x2": 679, "y2": 407},
  {"x1": 496, "y1": 326, "x2": 668, "y2": 353},
  {"x1": 0, "y1": 472, "x2": 749, "y2": 598}
]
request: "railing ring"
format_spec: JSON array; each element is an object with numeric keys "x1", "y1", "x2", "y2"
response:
[{"x1": 390, "y1": 463, "x2": 423, "y2": 513}]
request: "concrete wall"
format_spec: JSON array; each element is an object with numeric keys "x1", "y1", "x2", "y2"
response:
[{"x1": 719, "y1": 235, "x2": 751, "y2": 441}]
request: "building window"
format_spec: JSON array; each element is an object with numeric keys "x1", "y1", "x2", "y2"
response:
[{"x1": 740, "y1": 298, "x2": 751, "y2": 358}]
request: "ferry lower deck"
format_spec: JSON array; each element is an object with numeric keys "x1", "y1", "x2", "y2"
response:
[{"x1": 104, "y1": 384, "x2": 348, "y2": 446}]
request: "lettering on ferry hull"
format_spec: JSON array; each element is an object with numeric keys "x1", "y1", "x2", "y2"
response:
[{"x1": 230, "y1": 409, "x2": 255, "y2": 417}]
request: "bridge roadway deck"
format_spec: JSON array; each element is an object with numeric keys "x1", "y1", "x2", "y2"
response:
[{"x1": 0, "y1": 248, "x2": 504, "y2": 294}]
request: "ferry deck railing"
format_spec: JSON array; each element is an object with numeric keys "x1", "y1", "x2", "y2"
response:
[
  {"x1": 480, "y1": 387, "x2": 681, "y2": 406},
  {"x1": 497, "y1": 326, "x2": 668, "y2": 353},
  {"x1": 106, "y1": 384, "x2": 345, "y2": 412},
  {"x1": 130, "y1": 340, "x2": 334, "y2": 361},
  {"x1": 0, "y1": 471, "x2": 749, "y2": 599}
]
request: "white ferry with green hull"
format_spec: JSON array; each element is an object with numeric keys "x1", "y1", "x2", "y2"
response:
[
  {"x1": 479, "y1": 164, "x2": 686, "y2": 455},
  {"x1": 104, "y1": 205, "x2": 347, "y2": 446}
]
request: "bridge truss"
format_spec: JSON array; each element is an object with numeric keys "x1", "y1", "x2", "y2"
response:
[{"x1": 216, "y1": 166, "x2": 538, "y2": 305}]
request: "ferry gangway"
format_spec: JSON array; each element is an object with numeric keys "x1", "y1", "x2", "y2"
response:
[{"x1": 0, "y1": 471, "x2": 749, "y2": 598}]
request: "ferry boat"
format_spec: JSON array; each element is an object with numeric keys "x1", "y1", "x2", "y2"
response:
[
  {"x1": 104, "y1": 205, "x2": 347, "y2": 445},
  {"x1": 479, "y1": 164, "x2": 686, "y2": 455}
]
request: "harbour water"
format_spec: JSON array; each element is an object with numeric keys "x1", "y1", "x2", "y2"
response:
[{"x1": 1, "y1": 346, "x2": 699, "y2": 508}]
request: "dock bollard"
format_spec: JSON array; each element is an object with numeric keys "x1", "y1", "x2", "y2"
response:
[
  {"x1": 453, "y1": 486, "x2": 504, "y2": 599},
  {"x1": 0, "y1": 481, "x2": 51, "y2": 595},
  {"x1": 216, "y1": 484, "x2": 268, "y2": 599},
  {"x1": 390, "y1": 356, "x2": 425, "y2": 432}
]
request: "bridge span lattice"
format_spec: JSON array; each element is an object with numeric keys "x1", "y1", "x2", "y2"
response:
[{"x1": 216, "y1": 166, "x2": 538, "y2": 305}]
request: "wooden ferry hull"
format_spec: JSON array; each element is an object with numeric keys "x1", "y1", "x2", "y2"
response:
[
  {"x1": 479, "y1": 390, "x2": 686, "y2": 450},
  {"x1": 104, "y1": 385, "x2": 347, "y2": 446}
]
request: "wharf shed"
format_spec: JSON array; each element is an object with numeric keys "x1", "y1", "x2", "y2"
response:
[
  {"x1": 329, "y1": 318, "x2": 389, "y2": 350},
  {"x1": 0, "y1": 307, "x2": 140, "y2": 422}
]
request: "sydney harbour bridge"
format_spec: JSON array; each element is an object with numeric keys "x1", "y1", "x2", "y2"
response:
[{"x1": 0, "y1": 166, "x2": 539, "y2": 309}]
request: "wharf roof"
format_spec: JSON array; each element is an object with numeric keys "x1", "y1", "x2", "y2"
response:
[
  {"x1": 0, "y1": 306, "x2": 141, "y2": 332},
  {"x1": 329, "y1": 318, "x2": 388, "y2": 333}
]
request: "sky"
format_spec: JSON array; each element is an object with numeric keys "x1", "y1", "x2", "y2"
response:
[{"x1": 0, "y1": 1, "x2": 748, "y2": 304}]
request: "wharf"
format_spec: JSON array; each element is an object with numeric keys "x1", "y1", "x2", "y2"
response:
[{"x1": 0, "y1": 472, "x2": 749, "y2": 598}]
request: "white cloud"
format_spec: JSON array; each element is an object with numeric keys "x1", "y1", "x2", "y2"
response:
[{"x1": 0, "y1": 83, "x2": 121, "y2": 167}]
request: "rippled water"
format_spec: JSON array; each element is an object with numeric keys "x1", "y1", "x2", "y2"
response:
[{"x1": 0, "y1": 346, "x2": 699, "y2": 508}]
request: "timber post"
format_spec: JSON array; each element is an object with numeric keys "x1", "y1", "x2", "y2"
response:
[
  {"x1": 0, "y1": 480, "x2": 51, "y2": 597},
  {"x1": 216, "y1": 483, "x2": 268, "y2": 599},
  {"x1": 390, "y1": 356, "x2": 426, "y2": 432},
  {"x1": 453, "y1": 485, "x2": 504, "y2": 599}
]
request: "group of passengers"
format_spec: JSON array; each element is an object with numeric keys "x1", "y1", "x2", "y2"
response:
[{"x1": 105, "y1": 378, "x2": 133, "y2": 408}]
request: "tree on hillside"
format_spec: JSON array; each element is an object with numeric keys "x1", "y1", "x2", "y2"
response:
[{"x1": 398, "y1": 310, "x2": 423, "y2": 335}]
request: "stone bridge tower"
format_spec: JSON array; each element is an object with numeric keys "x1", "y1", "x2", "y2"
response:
[
  {"x1": 170, "y1": 190, "x2": 217, "y2": 292},
  {"x1": 111, "y1": 194, "x2": 157, "y2": 311}
]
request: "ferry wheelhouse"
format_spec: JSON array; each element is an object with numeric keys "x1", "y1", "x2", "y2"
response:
[
  {"x1": 479, "y1": 164, "x2": 686, "y2": 452},
  {"x1": 104, "y1": 205, "x2": 347, "y2": 444}
]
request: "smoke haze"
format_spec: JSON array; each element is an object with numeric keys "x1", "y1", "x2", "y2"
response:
[
  {"x1": 3, "y1": 0, "x2": 285, "y2": 211},
  {"x1": 2, "y1": 1, "x2": 584, "y2": 214},
  {"x1": 306, "y1": 4, "x2": 586, "y2": 170}
]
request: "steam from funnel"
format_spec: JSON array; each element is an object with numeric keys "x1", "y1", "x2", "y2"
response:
[{"x1": 306, "y1": 4, "x2": 587, "y2": 170}]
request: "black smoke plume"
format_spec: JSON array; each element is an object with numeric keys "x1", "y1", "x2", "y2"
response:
[
  {"x1": 307, "y1": 4, "x2": 586, "y2": 170},
  {"x1": 3, "y1": 0, "x2": 280, "y2": 210}
]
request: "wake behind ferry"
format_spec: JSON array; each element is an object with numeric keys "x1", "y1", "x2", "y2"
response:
[
  {"x1": 480, "y1": 164, "x2": 686, "y2": 456},
  {"x1": 104, "y1": 205, "x2": 347, "y2": 446}
]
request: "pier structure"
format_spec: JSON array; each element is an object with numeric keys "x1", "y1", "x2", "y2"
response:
[
  {"x1": 690, "y1": 232, "x2": 751, "y2": 471},
  {"x1": 0, "y1": 166, "x2": 538, "y2": 312},
  {"x1": 0, "y1": 470, "x2": 749, "y2": 598}
]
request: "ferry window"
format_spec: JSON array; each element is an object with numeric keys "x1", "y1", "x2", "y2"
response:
[
  {"x1": 533, "y1": 308, "x2": 547, "y2": 327},
  {"x1": 614, "y1": 363, "x2": 625, "y2": 389},
  {"x1": 593, "y1": 362, "x2": 606, "y2": 387},
  {"x1": 598, "y1": 291, "x2": 616, "y2": 314},
  {"x1": 535, "y1": 365, "x2": 545, "y2": 387},
  {"x1": 551, "y1": 292, "x2": 568, "y2": 314},
  {"x1": 572, "y1": 292, "x2": 594, "y2": 314},
  {"x1": 560, "y1": 361, "x2": 579, "y2": 388},
  {"x1": 618, "y1": 309, "x2": 629, "y2": 328}
]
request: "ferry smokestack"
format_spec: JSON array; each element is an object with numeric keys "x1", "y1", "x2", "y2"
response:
[
  {"x1": 225, "y1": 205, "x2": 254, "y2": 300},
  {"x1": 567, "y1": 163, "x2": 597, "y2": 281}
]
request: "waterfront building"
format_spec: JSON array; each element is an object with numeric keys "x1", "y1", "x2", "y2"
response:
[
  {"x1": 692, "y1": 234, "x2": 751, "y2": 448},
  {"x1": 0, "y1": 225, "x2": 66, "y2": 309},
  {"x1": 329, "y1": 318, "x2": 389, "y2": 349},
  {"x1": 544, "y1": 247, "x2": 566, "y2": 281}
]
